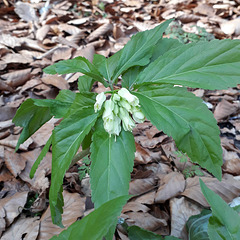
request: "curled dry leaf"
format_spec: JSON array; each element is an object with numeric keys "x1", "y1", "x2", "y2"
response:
[
  {"x1": 122, "y1": 201, "x2": 150, "y2": 213},
  {"x1": 1, "y1": 68, "x2": 32, "y2": 88},
  {"x1": 1, "y1": 216, "x2": 40, "y2": 240},
  {"x1": 222, "y1": 148, "x2": 240, "y2": 175},
  {"x1": 41, "y1": 75, "x2": 69, "y2": 90},
  {"x1": 58, "y1": 24, "x2": 82, "y2": 35},
  {"x1": 220, "y1": 18, "x2": 240, "y2": 35},
  {"x1": 0, "y1": 191, "x2": 28, "y2": 227},
  {"x1": 4, "y1": 148, "x2": 27, "y2": 177},
  {"x1": 0, "y1": 120, "x2": 14, "y2": 130},
  {"x1": 72, "y1": 45, "x2": 95, "y2": 62},
  {"x1": 129, "y1": 178, "x2": 157, "y2": 195},
  {"x1": 134, "y1": 142, "x2": 152, "y2": 164},
  {"x1": 0, "y1": 135, "x2": 33, "y2": 151},
  {"x1": 0, "y1": 81, "x2": 13, "y2": 92},
  {"x1": 134, "y1": 191, "x2": 156, "y2": 205},
  {"x1": 126, "y1": 212, "x2": 167, "y2": 232},
  {"x1": 51, "y1": 47, "x2": 72, "y2": 62},
  {"x1": 0, "y1": 34, "x2": 22, "y2": 48},
  {"x1": 170, "y1": 197, "x2": 202, "y2": 239},
  {"x1": 214, "y1": 99, "x2": 240, "y2": 121},
  {"x1": 14, "y1": 1, "x2": 38, "y2": 22},
  {"x1": 38, "y1": 191, "x2": 85, "y2": 240},
  {"x1": 182, "y1": 175, "x2": 240, "y2": 207},
  {"x1": 36, "y1": 25, "x2": 51, "y2": 41},
  {"x1": 2, "y1": 53, "x2": 32, "y2": 64},
  {"x1": 87, "y1": 23, "x2": 113, "y2": 42},
  {"x1": 155, "y1": 172, "x2": 186, "y2": 203},
  {"x1": 0, "y1": 206, "x2": 5, "y2": 237}
]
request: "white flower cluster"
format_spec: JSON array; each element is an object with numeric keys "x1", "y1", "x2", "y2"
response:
[{"x1": 94, "y1": 88, "x2": 145, "y2": 136}]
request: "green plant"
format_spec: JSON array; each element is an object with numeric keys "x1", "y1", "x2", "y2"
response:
[
  {"x1": 78, "y1": 156, "x2": 91, "y2": 181},
  {"x1": 182, "y1": 165, "x2": 204, "y2": 179},
  {"x1": 187, "y1": 180, "x2": 240, "y2": 239},
  {"x1": 13, "y1": 19, "x2": 240, "y2": 239}
]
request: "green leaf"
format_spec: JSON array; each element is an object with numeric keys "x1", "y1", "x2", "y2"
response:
[
  {"x1": 67, "y1": 92, "x2": 96, "y2": 115},
  {"x1": 43, "y1": 56, "x2": 107, "y2": 86},
  {"x1": 122, "y1": 66, "x2": 144, "y2": 89},
  {"x1": 93, "y1": 52, "x2": 122, "y2": 82},
  {"x1": 90, "y1": 120, "x2": 135, "y2": 208},
  {"x1": 134, "y1": 85, "x2": 222, "y2": 180},
  {"x1": 187, "y1": 209, "x2": 211, "y2": 240},
  {"x1": 150, "y1": 38, "x2": 183, "y2": 63},
  {"x1": 13, "y1": 99, "x2": 52, "y2": 151},
  {"x1": 55, "y1": 89, "x2": 76, "y2": 103},
  {"x1": 30, "y1": 135, "x2": 52, "y2": 179},
  {"x1": 135, "y1": 39, "x2": 240, "y2": 90},
  {"x1": 50, "y1": 108, "x2": 99, "y2": 226},
  {"x1": 78, "y1": 75, "x2": 94, "y2": 92},
  {"x1": 112, "y1": 19, "x2": 172, "y2": 81},
  {"x1": 128, "y1": 226, "x2": 163, "y2": 240},
  {"x1": 200, "y1": 179, "x2": 240, "y2": 239},
  {"x1": 50, "y1": 195, "x2": 130, "y2": 240}
]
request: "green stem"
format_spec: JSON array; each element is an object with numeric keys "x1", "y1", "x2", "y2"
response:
[{"x1": 70, "y1": 148, "x2": 90, "y2": 168}]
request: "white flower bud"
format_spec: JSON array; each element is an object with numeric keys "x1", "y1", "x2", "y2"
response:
[
  {"x1": 112, "y1": 93, "x2": 120, "y2": 102},
  {"x1": 118, "y1": 88, "x2": 139, "y2": 107},
  {"x1": 119, "y1": 107, "x2": 135, "y2": 132},
  {"x1": 119, "y1": 99, "x2": 131, "y2": 112},
  {"x1": 94, "y1": 92, "x2": 106, "y2": 112},
  {"x1": 132, "y1": 106, "x2": 145, "y2": 123},
  {"x1": 103, "y1": 99, "x2": 114, "y2": 121}
]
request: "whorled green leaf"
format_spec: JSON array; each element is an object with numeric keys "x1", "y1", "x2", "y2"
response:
[
  {"x1": 134, "y1": 39, "x2": 240, "y2": 90},
  {"x1": 134, "y1": 85, "x2": 222, "y2": 180},
  {"x1": 187, "y1": 209, "x2": 212, "y2": 240},
  {"x1": 200, "y1": 179, "x2": 240, "y2": 239},
  {"x1": 78, "y1": 75, "x2": 94, "y2": 92},
  {"x1": 12, "y1": 99, "x2": 52, "y2": 151},
  {"x1": 111, "y1": 19, "x2": 172, "y2": 81},
  {"x1": 50, "y1": 108, "x2": 99, "y2": 226},
  {"x1": 30, "y1": 135, "x2": 52, "y2": 179},
  {"x1": 50, "y1": 195, "x2": 130, "y2": 240},
  {"x1": 43, "y1": 56, "x2": 107, "y2": 86},
  {"x1": 90, "y1": 120, "x2": 135, "y2": 208}
]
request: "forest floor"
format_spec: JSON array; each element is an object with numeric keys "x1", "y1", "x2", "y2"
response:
[{"x1": 0, "y1": 0, "x2": 240, "y2": 239}]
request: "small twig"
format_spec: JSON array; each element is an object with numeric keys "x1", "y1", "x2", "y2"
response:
[{"x1": 69, "y1": 148, "x2": 90, "y2": 168}]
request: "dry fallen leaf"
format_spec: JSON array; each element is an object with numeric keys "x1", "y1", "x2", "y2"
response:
[
  {"x1": 38, "y1": 191, "x2": 85, "y2": 239},
  {"x1": 170, "y1": 197, "x2": 202, "y2": 239},
  {"x1": 155, "y1": 172, "x2": 185, "y2": 203},
  {"x1": 182, "y1": 175, "x2": 240, "y2": 207},
  {"x1": 122, "y1": 202, "x2": 150, "y2": 213},
  {"x1": 129, "y1": 178, "x2": 157, "y2": 195},
  {"x1": 41, "y1": 75, "x2": 69, "y2": 90},
  {"x1": 51, "y1": 47, "x2": 72, "y2": 62},
  {"x1": 14, "y1": 1, "x2": 38, "y2": 22},
  {"x1": 87, "y1": 22, "x2": 113, "y2": 42},
  {"x1": 1, "y1": 216, "x2": 40, "y2": 240},
  {"x1": 0, "y1": 191, "x2": 28, "y2": 228}
]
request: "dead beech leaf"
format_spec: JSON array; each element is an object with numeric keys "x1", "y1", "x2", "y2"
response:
[
  {"x1": 14, "y1": 1, "x2": 37, "y2": 22},
  {"x1": 0, "y1": 61, "x2": 7, "y2": 71},
  {"x1": 1, "y1": 216, "x2": 40, "y2": 240},
  {"x1": 221, "y1": 19, "x2": 240, "y2": 35},
  {"x1": 0, "y1": 167, "x2": 14, "y2": 182},
  {"x1": 72, "y1": 45, "x2": 95, "y2": 62},
  {"x1": 58, "y1": 24, "x2": 82, "y2": 35},
  {"x1": 42, "y1": 75, "x2": 69, "y2": 90},
  {"x1": 4, "y1": 148, "x2": 27, "y2": 177},
  {"x1": 18, "y1": 148, "x2": 52, "y2": 191},
  {"x1": 87, "y1": 23, "x2": 113, "y2": 42},
  {"x1": 0, "y1": 34, "x2": 22, "y2": 48},
  {"x1": 134, "y1": 142, "x2": 152, "y2": 164},
  {"x1": 122, "y1": 202, "x2": 150, "y2": 213},
  {"x1": 2, "y1": 53, "x2": 32, "y2": 64},
  {"x1": 170, "y1": 197, "x2": 202, "y2": 239},
  {"x1": 0, "y1": 206, "x2": 5, "y2": 237},
  {"x1": 38, "y1": 191, "x2": 85, "y2": 240},
  {"x1": 126, "y1": 212, "x2": 167, "y2": 232},
  {"x1": 0, "y1": 191, "x2": 28, "y2": 227},
  {"x1": 1, "y1": 68, "x2": 32, "y2": 88},
  {"x1": 223, "y1": 148, "x2": 240, "y2": 175},
  {"x1": 214, "y1": 99, "x2": 239, "y2": 121},
  {"x1": 129, "y1": 178, "x2": 157, "y2": 195},
  {"x1": 155, "y1": 172, "x2": 185, "y2": 203},
  {"x1": 182, "y1": 175, "x2": 240, "y2": 207},
  {"x1": 133, "y1": 191, "x2": 156, "y2": 205},
  {"x1": 51, "y1": 47, "x2": 72, "y2": 62},
  {"x1": 0, "y1": 120, "x2": 14, "y2": 130},
  {"x1": 0, "y1": 81, "x2": 13, "y2": 92},
  {"x1": 36, "y1": 25, "x2": 51, "y2": 41}
]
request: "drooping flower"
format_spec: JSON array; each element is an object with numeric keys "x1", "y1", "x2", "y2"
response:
[
  {"x1": 118, "y1": 88, "x2": 139, "y2": 107},
  {"x1": 102, "y1": 99, "x2": 114, "y2": 121},
  {"x1": 132, "y1": 106, "x2": 145, "y2": 123},
  {"x1": 94, "y1": 92, "x2": 106, "y2": 112},
  {"x1": 118, "y1": 99, "x2": 132, "y2": 112},
  {"x1": 119, "y1": 107, "x2": 135, "y2": 132}
]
